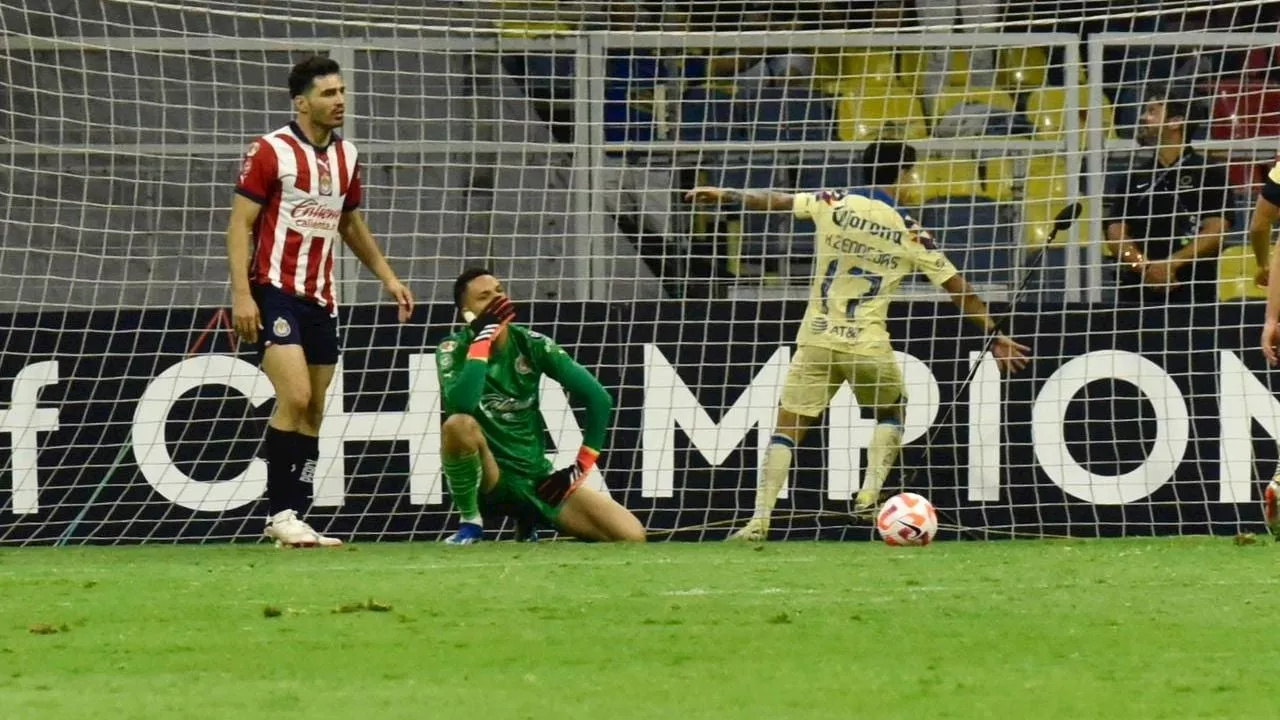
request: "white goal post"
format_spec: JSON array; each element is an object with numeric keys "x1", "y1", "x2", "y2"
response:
[{"x1": 3, "y1": 0, "x2": 1280, "y2": 544}]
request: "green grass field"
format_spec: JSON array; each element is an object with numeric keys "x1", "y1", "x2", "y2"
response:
[{"x1": 0, "y1": 538, "x2": 1274, "y2": 719}]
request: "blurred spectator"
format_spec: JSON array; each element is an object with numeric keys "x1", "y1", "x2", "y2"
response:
[
  {"x1": 776, "y1": 0, "x2": 919, "y2": 30},
  {"x1": 1235, "y1": 4, "x2": 1280, "y2": 82},
  {"x1": 933, "y1": 100, "x2": 1033, "y2": 140},
  {"x1": 1209, "y1": 5, "x2": 1280, "y2": 77},
  {"x1": 1108, "y1": 8, "x2": 1240, "y2": 136},
  {"x1": 914, "y1": 0, "x2": 1003, "y2": 107},
  {"x1": 500, "y1": 2, "x2": 689, "y2": 292},
  {"x1": 1104, "y1": 87, "x2": 1232, "y2": 305},
  {"x1": 689, "y1": 4, "x2": 816, "y2": 96},
  {"x1": 1243, "y1": 46, "x2": 1280, "y2": 84},
  {"x1": 592, "y1": 4, "x2": 684, "y2": 285},
  {"x1": 668, "y1": 0, "x2": 748, "y2": 32},
  {"x1": 865, "y1": 1, "x2": 915, "y2": 30},
  {"x1": 672, "y1": 1, "x2": 917, "y2": 92}
]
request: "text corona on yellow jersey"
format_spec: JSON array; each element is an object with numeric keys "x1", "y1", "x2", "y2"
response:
[{"x1": 792, "y1": 190, "x2": 959, "y2": 355}]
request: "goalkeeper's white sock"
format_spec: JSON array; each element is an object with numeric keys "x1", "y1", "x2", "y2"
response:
[
  {"x1": 753, "y1": 435, "x2": 796, "y2": 521},
  {"x1": 862, "y1": 420, "x2": 904, "y2": 500}
]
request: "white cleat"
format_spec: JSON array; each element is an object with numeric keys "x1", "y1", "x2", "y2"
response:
[
  {"x1": 729, "y1": 517, "x2": 769, "y2": 542},
  {"x1": 264, "y1": 509, "x2": 343, "y2": 548}
]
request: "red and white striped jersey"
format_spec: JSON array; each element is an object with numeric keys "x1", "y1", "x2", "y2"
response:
[{"x1": 234, "y1": 122, "x2": 362, "y2": 312}]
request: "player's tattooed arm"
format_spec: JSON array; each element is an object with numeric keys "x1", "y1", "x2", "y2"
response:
[
  {"x1": 338, "y1": 211, "x2": 396, "y2": 283},
  {"x1": 941, "y1": 274, "x2": 999, "y2": 334},
  {"x1": 940, "y1": 274, "x2": 1030, "y2": 374},
  {"x1": 339, "y1": 210, "x2": 414, "y2": 322},
  {"x1": 684, "y1": 187, "x2": 795, "y2": 211}
]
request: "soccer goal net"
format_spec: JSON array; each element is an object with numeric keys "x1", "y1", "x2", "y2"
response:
[{"x1": 1, "y1": 0, "x2": 1278, "y2": 545}]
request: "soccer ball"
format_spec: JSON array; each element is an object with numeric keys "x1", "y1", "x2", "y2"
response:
[{"x1": 876, "y1": 492, "x2": 938, "y2": 546}]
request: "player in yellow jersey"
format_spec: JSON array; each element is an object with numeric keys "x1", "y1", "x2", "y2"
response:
[
  {"x1": 1253, "y1": 157, "x2": 1280, "y2": 536},
  {"x1": 686, "y1": 142, "x2": 1031, "y2": 541}
]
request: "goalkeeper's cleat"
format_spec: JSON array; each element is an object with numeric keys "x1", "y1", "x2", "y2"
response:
[
  {"x1": 512, "y1": 517, "x2": 539, "y2": 543},
  {"x1": 516, "y1": 524, "x2": 540, "y2": 543},
  {"x1": 728, "y1": 517, "x2": 769, "y2": 542},
  {"x1": 1264, "y1": 478, "x2": 1280, "y2": 539},
  {"x1": 853, "y1": 490, "x2": 882, "y2": 520},
  {"x1": 444, "y1": 522, "x2": 484, "y2": 545},
  {"x1": 264, "y1": 509, "x2": 343, "y2": 548}
]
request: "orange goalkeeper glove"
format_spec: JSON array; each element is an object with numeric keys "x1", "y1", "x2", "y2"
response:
[
  {"x1": 465, "y1": 296, "x2": 516, "y2": 360},
  {"x1": 536, "y1": 446, "x2": 599, "y2": 506}
]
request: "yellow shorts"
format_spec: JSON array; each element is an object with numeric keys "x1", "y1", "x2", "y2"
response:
[{"x1": 780, "y1": 344, "x2": 905, "y2": 418}]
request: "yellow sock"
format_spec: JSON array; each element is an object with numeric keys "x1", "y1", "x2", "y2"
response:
[
  {"x1": 754, "y1": 436, "x2": 796, "y2": 520},
  {"x1": 863, "y1": 421, "x2": 904, "y2": 499}
]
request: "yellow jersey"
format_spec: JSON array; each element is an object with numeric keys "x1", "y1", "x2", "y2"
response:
[
  {"x1": 1266, "y1": 158, "x2": 1280, "y2": 196},
  {"x1": 1263, "y1": 158, "x2": 1280, "y2": 210},
  {"x1": 792, "y1": 189, "x2": 959, "y2": 354},
  {"x1": 1261, "y1": 158, "x2": 1280, "y2": 209}
]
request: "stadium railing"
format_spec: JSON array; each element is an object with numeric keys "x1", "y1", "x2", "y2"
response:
[{"x1": 5, "y1": 31, "x2": 1278, "y2": 305}]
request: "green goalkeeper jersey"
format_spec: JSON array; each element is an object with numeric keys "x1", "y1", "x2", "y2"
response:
[{"x1": 435, "y1": 323, "x2": 613, "y2": 479}]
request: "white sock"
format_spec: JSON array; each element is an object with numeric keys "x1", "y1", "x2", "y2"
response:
[
  {"x1": 862, "y1": 421, "x2": 904, "y2": 499},
  {"x1": 754, "y1": 436, "x2": 796, "y2": 520}
]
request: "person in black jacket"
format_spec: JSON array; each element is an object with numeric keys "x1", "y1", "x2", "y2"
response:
[{"x1": 1104, "y1": 88, "x2": 1232, "y2": 305}]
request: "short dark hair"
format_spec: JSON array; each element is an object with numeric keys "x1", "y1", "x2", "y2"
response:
[
  {"x1": 860, "y1": 142, "x2": 917, "y2": 188},
  {"x1": 453, "y1": 267, "x2": 493, "y2": 309},
  {"x1": 288, "y1": 55, "x2": 341, "y2": 98},
  {"x1": 1147, "y1": 85, "x2": 1204, "y2": 136}
]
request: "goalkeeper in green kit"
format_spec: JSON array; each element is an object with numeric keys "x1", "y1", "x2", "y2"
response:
[{"x1": 436, "y1": 268, "x2": 647, "y2": 544}]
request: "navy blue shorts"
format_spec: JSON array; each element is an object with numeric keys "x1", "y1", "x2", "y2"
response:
[{"x1": 252, "y1": 284, "x2": 341, "y2": 366}]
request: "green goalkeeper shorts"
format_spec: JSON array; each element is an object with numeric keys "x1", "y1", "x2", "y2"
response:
[{"x1": 480, "y1": 472, "x2": 561, "y2": 527}]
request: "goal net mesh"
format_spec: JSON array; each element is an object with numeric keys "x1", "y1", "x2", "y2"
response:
[{"x1": 1, "y1": 0, "x2": 1278, "y2": 544}]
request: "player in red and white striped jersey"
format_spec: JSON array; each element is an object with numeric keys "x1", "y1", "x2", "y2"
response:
[{"x1": 225, "y1": 55, "x2": 414, "y2": 548}]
